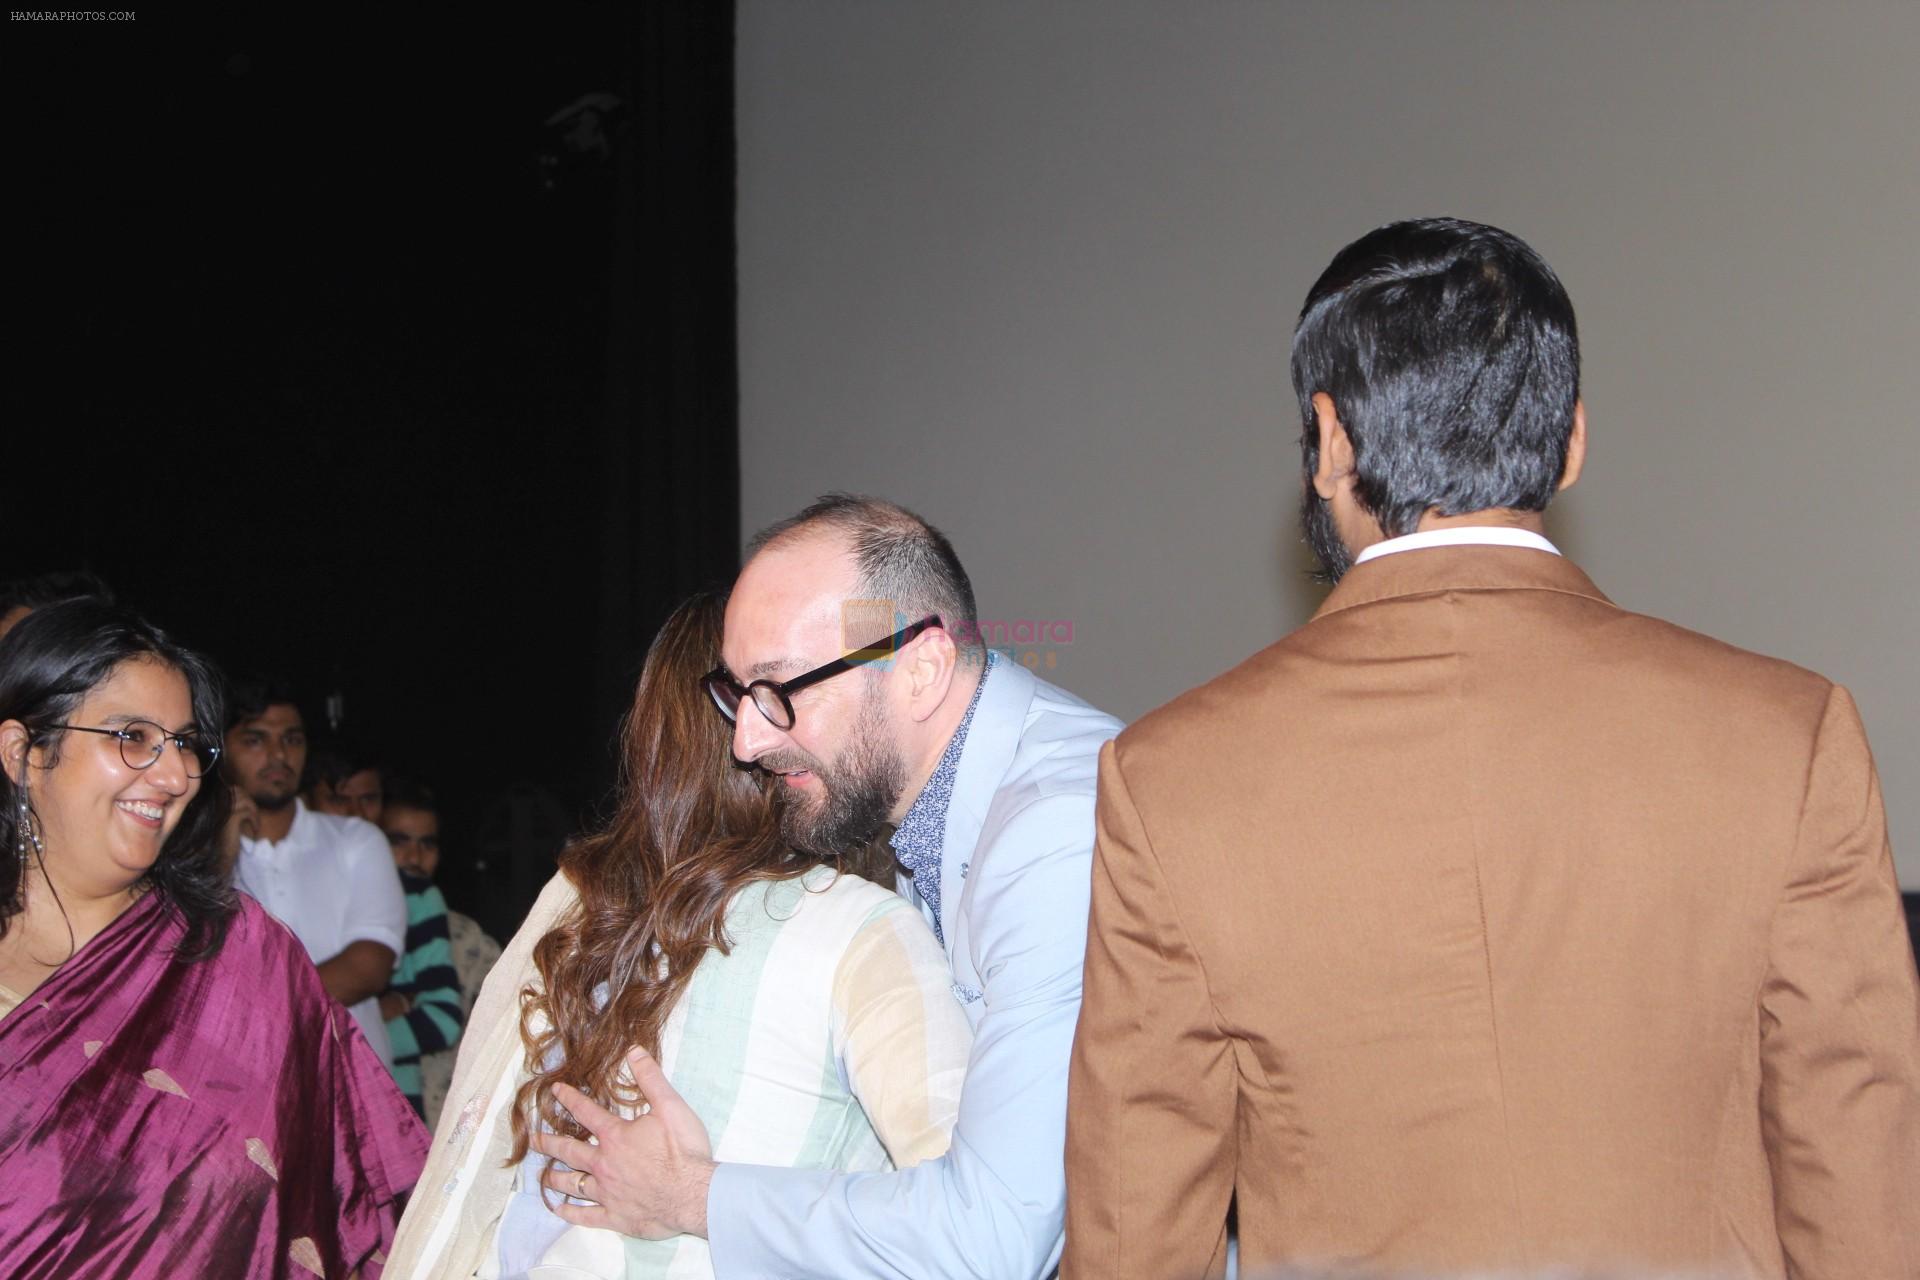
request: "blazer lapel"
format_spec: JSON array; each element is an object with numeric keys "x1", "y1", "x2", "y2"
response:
[{"x1": 938, "y1": 656, "x2": 1037, "y2": 951}]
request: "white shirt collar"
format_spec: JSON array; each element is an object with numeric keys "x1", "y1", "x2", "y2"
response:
[
  {"x1": 1355, "y1": 526, "x2": 1561, "y2": 566},
  {"x1": 240, "y1": 797, "x2": 312, "y2": 856}
]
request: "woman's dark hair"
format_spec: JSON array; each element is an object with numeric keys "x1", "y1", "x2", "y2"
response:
[
  {"x1": 1291, "y1": 217, "x2": 1582, "y2": 539},
  {"x1": 0, "y1": 568, "x2": 115, "y2": 617},
  {"x1": 508, "y1": 590, "x2": 808, "y2": 1167},
  {"x1": 0, "y1": 599, "x2": 236, "y2": 960}
]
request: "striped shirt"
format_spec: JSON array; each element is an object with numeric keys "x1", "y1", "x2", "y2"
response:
[
  {"x1": 485, "y1": 865, "x2": 970, "y2": 1279},
  {"x1": 384, "y1": 872, "x2": 465, "y2": 1115}
]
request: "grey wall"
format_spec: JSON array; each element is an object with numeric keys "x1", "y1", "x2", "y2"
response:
[{"x1": 737, "y1": 1, "x2": 1920, "y2": 885}]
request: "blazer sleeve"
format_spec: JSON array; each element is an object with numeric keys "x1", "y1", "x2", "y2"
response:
[
  {"x1": 1759, "y1": 684, "x2": 1920, "y2": 1278},
  {"x1": 706, "y1": 794, "x2": 1096, "y2": 1280},
  {"x1": 1061, "y1": 739, "x2": 1236, "y2": 1280}
]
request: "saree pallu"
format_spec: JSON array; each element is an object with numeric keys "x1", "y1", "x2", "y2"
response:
[{"x1": 0, "y1": 891, "x2": 429, "y2": 1279}]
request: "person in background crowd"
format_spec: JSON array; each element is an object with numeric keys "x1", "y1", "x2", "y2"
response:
[
  {"x1": 386, "y1": 590, "x2": 971, "y2": 1280},
  {"x1": 541, "y1": 497, "x2": 1123, "y2": 1280},
  {"x1": 379, "y1": 778, "x2": 465, "y2": 1121},
  {"x1": 0, "y1": 569, "x2": 115, "y2": 640},
  {"x1": 224, "y1": 676, "x2": 408, "y2": 1068},
  {"x1": 307, "y1": 738, "x2": 385, "y2": 825},
  {"x1": 0, "y1": 599, "x2": 426, "y2": 1276},
  {"x1": 376, "y1": 772, "x2": 503, "y2": 1128},
  {"x1": 1063, "y1": 217, "x2": 1920, "y2": 1278}
]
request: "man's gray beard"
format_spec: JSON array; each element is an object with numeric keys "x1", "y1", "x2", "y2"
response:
[
  {"x1": 1301, "y1": 482, "x2": 1355, "y2": 586},
  {"x1": 775, "y1": 697, "x2": 908, "y2": 859}
]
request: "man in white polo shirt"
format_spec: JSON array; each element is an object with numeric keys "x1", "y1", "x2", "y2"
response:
[{"x1": 223, "y1": 676, "x2": 407, "y2": 1067}]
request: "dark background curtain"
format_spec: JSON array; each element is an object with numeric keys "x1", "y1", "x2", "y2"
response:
[{"x1": 6, "y1": 6, "x2": 739, "y2": 938}]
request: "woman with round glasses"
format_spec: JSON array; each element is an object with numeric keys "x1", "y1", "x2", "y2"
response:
[
  {"x1": 386, "y1": 592, "x2": 969, "y2": 1280},
  {"x1": 0, "y1": 598, "x2": 427, "y2": 1278}
]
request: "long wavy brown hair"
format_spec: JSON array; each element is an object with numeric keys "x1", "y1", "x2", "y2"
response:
[{"x1": 508, "y1": 590, "x2": 807, "y2": 1165}]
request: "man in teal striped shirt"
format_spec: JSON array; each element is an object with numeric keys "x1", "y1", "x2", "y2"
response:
[{"x1": 377, "y1": 780, "x2": 465, "y2": 1118}]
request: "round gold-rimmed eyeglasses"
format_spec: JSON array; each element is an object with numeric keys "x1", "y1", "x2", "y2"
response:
[{"x1": 47, "y1": 721, "x2": 222, "y2": 778}]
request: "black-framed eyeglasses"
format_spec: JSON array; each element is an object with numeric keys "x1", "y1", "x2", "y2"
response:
[
  {"x1": 48, "y1": 721, "x2": 221, "y2": 778},
  {"x1": 701, "y1": 615, "x2": 941, "y2": 731}
]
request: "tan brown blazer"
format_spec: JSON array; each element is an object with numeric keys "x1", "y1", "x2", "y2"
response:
[{"x1": 1063, "y1": 546, "x2": 1919, "y2": 1279}]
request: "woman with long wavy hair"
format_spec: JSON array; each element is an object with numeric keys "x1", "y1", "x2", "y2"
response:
[{"x1": 388, "y1": 591, "x2": 969, "y2": 1279}]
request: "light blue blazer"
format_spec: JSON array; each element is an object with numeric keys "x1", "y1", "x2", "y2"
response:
[{"x1": 707, "y1": 657, "x2": 1123, "y2": 1279}]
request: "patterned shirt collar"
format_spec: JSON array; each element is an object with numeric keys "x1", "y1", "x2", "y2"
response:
[{"x1": 890, "y1": 651, "x2": 996, "y2": 943}]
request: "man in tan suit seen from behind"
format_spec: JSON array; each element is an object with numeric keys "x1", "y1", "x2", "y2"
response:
[{"x1": 1063, "y1": 217, "x2": 1920, "y2": 1279}]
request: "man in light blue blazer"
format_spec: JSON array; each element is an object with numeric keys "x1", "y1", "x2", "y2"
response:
[{"x1": 537, "y1": 494, "x2": 1121, "y2": 1278}]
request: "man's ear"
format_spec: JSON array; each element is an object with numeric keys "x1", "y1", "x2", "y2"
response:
[
  {"x1": 900, "y1": 628, "x2": 959, "y2": 725},
  {"x1": 1558, "y1": 399, "x2": 1588, "y2": 492},
  {"x1": 1, "y1": 720, "x2": 33, "y2": 788},
  {"x1": 1312, "y1": 392, "x2": 1355, "y2": 501}
]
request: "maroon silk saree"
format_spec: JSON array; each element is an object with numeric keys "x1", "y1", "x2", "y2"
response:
[{"x1": 0, "y1": 891, "x2": 428, "y2": 1278}]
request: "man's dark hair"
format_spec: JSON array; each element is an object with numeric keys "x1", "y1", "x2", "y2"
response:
[
  {"x1": 1291, "y1": 217, "x2": 1581, "y2": 538},
  {"x1": 748, "y1": 494, "x2": 982, "y2": 652},
  {"x1": 307, "y1": 738, "x2": 380, "y2": 791},
  {"x1": 0, "y1": 569, "x2": 115, "y2": 617},
  {"x1": 0, "y1": 598, "x2": 235, "y2": 959},
  {"x1": 382, "y1": 776, "x2": 437, "y2": 817},
  {"x1": 224, "y1": 673, "x2": 303, "y2": 732}
]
